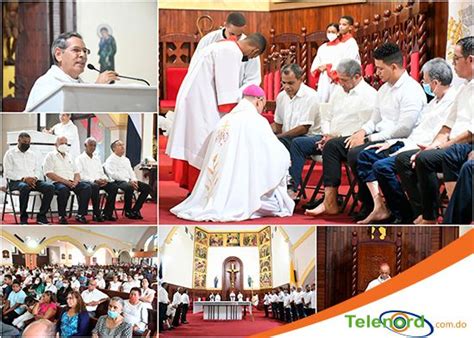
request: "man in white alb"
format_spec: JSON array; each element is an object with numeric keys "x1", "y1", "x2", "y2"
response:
[
  {"x1": 165, "y1": 33, "x2": 267, "y2": 192},
  {"x1": 76, "y1": 137, "x2": 118, "y2": 222},
  {"x1": 104, "y1": 140, "x2": 151, "y2": 220},
  {"x1": 3, "y1": 132, "x2": 54, "y2": 224},
  {"x1": 366, "y1": 263, "x2": 392, "y2": 290},
  {"x1": 25, "y1": 32, "x2": 118, "y2": 111},
  {"x1": 44, "y1": 114, "x2": 81, "y2": 158},
  {"x1": 194, "y1": 12, "x2": 261, "y2": 90},
  {"x1": 170, "y1": 85, "x2": 294, "y2": 222}
]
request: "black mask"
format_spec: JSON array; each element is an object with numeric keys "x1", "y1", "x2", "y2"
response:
[
  {"x1": 242, "y1": 56, "x2": 249, "y2": 62},
  {"x1": 19, "y1": 143, "x2": 30, "y2": 152}
]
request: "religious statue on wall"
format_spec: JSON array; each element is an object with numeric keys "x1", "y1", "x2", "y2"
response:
[
  {"x1": 214, "y1": 276, "x2": 218, "y2": 288},
  {"x1": 97, "y1": 25, "x2": 117, "y2": 72},
  {"x1": 3, "y1": 0, "x2": 22, "y2": 66}
]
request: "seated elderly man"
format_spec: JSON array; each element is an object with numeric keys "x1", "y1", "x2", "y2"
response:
[
  {"x1": 272, "y1": 64, "x2": 321, "y2": 154},
  {"x1": 76, "y1": 137, "x2": 119, "y2": 222},
  {"x1": 81, "y1": 279, "x2": 109, "y2": 318},
  {"x1": 104, "y1": 140, "x2": 152, "y2": 220},
  {"x1": 25, "y1": 31, "x2": 118, "y2": 111},
  {"x1": 171, "y1": 85, "x2": 295, "y2": 222},
  {"x1": 288, "y1": 59, "x2": 377, "y2": 199},
  {"x1": 43, "y1": 136, "x2": 92, "y2": 224},
  {"x1": 356, "y1": 58, "x2": 457, "y2": 224},
  {"x1": 22, "y1": 319, "x2": 57, "y2": 338},
  {"x1": 3, "y1": 132, "x2": 55, "y2": 224}
]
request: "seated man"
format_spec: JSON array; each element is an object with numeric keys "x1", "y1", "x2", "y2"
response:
[
  {"x1": 25, "y1": 31, "x2": 118, "y2": 111},
  {"x1": 272, "y1": 64, "x2": 320, "y2": 154},
  {"x1": 365, "y1": 263, "x2": 391, "y2": 290},
  {"x1": 395, "y1": 36, "x2": 473, "y2": 223},
  {"x1": 123, "y1": 287, "x2": 148, "y2": 334},
  {"x1": 288, "y1": 59, "x2": 377, "y2": 198},
  {"x1": 356, "y1": 58, "x2": 457, "y2": 224},
  {"x1": 43, "y1": 136, "x2": 92, "y2": 224},
  {"x1": 76, "y1": 137, "x2": 119, "y2": 222},
  {"x1": 104, "y1": 140, "x2": 152, "y2": 219},
  {"x1": 171, "y1": 85, "x2": 295, "y2": 222},
  {"x1": 3, "y1": 132, "x2": 54, "y2": 224},
  {"x1": 2, "y1": 281, "x2": 27, "y2": 325},
  {"x1": 80, "y1": 279, "x2": 109, "y2": 318},
  {"x1": 306, "y1": 42, "x2": 426, "y2": 219}
]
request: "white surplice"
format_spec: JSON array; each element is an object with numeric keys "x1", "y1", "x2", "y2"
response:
[
  {"x1": 170, "y1": 99, "x2": 295, "y2": 222},
  {"x1": 166, "y1": 40, "x2": 243, "y2": 169},
  {"x1": 25, "y1": 65, "x2": 84, "y2": 112},
  {"x1": 195, "y1": 28, "x2": 261, "y2": 90}
]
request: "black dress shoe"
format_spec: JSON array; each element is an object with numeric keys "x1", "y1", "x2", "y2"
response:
[
  {"x1": 93, "y1": 214, "x2": 105, "y2": 222},
  {"x1": 20, "y1": 217, "x2": 29, "y2": 225},
  {"x1": 102, "y1": 213, "x2": 117, "y2": 221},
  {"x1": 125, "y1": 211, "x2": 138, "y2": 219},
  {"x1": 59, "y1": 217, "x2": 69, "y2": 225},
  {"x1": 75, "y1": 215, "x2": 88, "y2": 224},
  {"x1": 133, "y1": 211, "x2": 143, "y2": 219},
  {"x1": 37, "y1": 216, "x2": 50, "y2": 225}
]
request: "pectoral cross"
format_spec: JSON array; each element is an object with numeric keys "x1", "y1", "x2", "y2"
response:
[{"x1": 227, "y1": 263, "x2": 239, "y2": 288}]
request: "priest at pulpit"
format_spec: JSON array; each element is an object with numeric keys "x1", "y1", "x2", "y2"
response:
[{"x1": 25, "y1": 32, "x2": 119, "y2": 112}]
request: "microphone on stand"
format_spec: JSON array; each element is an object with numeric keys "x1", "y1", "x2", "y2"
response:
[{"x1": 87, "y1": 64, "x2": 151, "y2": 86}]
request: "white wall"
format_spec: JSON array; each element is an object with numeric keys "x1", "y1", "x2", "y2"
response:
[
  {"x1": 77, "y1": 0, "x2": 157, "y2": 86},
  {"x1": 49, "y1": 246, "x2": 61, "y2": 265},
  {"x1": 1, "y1": 238, "x2": 15, "y2": 265},
  {"x1": 93, "y1": 248, "x2": 112, "y2": 265},
  {"x1": 161, "y1": 227, "x2": 194, "y2": 288},
  {"x1": 271, "y1": 227, "x2": 291, "y2": 287},
  {"x1": 293, "y1": 230, "x2": 316, "y2": 286},
  {"x1": 59, "y1": 243, "x2": 85, "y2": 266},
  {"x1": 206, "y1": 247, "x2": 260, "y2": 290}
]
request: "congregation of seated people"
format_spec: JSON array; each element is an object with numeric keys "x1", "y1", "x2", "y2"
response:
[
  {"x1": 3, "y1": 134, "x2": 153, "y2": 224},
  {"x1": 0, "y1": 264, "x2": 158, "y2": 337},
  {"x1": 280, "y1": 32, "x2": 473, "y2": 224}
]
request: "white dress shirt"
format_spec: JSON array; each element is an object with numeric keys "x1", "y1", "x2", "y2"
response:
[
  {"x1": 443, "y1": 79, "x2": 474, "y2": 138},
  {"x1": 25, "y1": 65, "x2": 83, "y2": 112},
  {"x1": 283, "y1": 294, "x2": 291, "y2": 308},
  {"x1": 158, "y1": 286, "x2": 169, "y2": 304},
  {"x1": 263, "y1": 294, "x2": 270, "y2": 305},
  {"x1": 181, "y1": 293, "x2": 190, "y2": 304},
  {"x1": 194, "y1": 28, "x2": 261, "y2": 91},
  {"x1": 123, "y1": 300, "x2": 148, "y2": 332},
  {"x1": 3, "y1": 147, "x2": 42, "y2": 181},
  {"x1": 44, "y1": 284, "x2": 57, "y2": 294},
  {"x1": 43, "y1": 150, "x2": 78, "y2": 182},
  {"x1": 294, "y1": 291, "x2": 304, "y2": 304},
  {"x1": 303, "y1": 291, "x2": 312, "y2": 306},
  {"x1": 278, "y1": 291, "x2": 285, "y2": 302},
  {"x1": 310, "y1": 290, "x2": 316, "y2": 309},
  {"x1": 76, "y1": 152, "x2": 109, "y2": 182},
  {"x1": 81, "y1": 288, "x2": 108, "y2": 312},
  {"x1": 51, "y1": 121, "x2": 81, "y2": 158},
  {"x1": 362, "y1": 71, "x2": 427, "y2": 142},
  {"x1": 275, "y1": 83, "x2": 321, "y2": 135},
  {"x1": 104, "y1": 153, "x2": 137, "y2": 182},
  {"x1": 109, "y1": 281, "x2": 122, "y2": 291},
  {"x1": 71, "y1": 279, "x2": 80, "y2": 291},
  {"x1": 366, "y1": 276, "x2": 391, "y2": 291},
  {"x1": 322, "y1": 79, "x2": 378, "y2": 136},
  {"x1": 172, "y1": 291, "x2": 182, "y2": 306},
  {"x1": 96, "y1": 278, "x2": 106, "y2": 290},
  {"x1": 389, "y1": 85, "x2": 458, "y2": 154}
]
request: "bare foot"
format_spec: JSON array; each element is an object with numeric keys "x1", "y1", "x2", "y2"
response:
[
  {"x1": 357, "y1": 205, "x2": 391, "y2": 224},
  {"x1": 413, "y1": 215, "x2": 423, "y2": 224},
  {"x1": 419, "y1": 219, "x2": 437, "y2": 224},
  {"x1": 305, "y1": 200, "x2": 338, "y2": 216}
]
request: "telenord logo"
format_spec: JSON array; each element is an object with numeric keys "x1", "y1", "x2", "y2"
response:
[{"x1": 345, "y1": 310, "x2": 435, "y2": 337}]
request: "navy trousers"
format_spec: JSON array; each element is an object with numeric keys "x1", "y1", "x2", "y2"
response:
[
  {"x1": 54, "y1": 181, "x2": 91, "y2": 217},
  {"x1": 8, "y1": 180, "x2": 54, "y2": 220},
  {"x1": 443, "y1": 160, "x2": 473, "y2": 224}
]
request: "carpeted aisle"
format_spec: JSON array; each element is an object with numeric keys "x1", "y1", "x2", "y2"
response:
[
  {"x1": 160, "y1": 309, "x2": 283, "y2": 337},
  {"x1": 159, "y1": 135, "x2": 354, "y2": 225}
]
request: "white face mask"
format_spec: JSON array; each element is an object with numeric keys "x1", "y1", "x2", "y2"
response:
[
  {"x1": 57, "y1": 144, "x2": 69, "y2": 154},
  {"x1": 327, "y1": 33, "x2": 338, "y2": 42}
]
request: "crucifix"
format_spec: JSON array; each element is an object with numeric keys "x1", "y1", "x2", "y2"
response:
[{"x1": 226, "y1": 262, "x2": 240, "y2": 288}]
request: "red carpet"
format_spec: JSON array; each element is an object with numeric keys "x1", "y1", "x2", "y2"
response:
[
  {"x1": 159, "y1": 135, "x2": 354, "y2": 225},
  {"x1": 160, "y1": 309, "x2": 283, "y2": 337},
  {"x1": 2, "y1": 201, "x2": 157, "y2": 225}
]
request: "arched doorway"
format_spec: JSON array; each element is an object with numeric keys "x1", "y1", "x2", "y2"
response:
[{"x1": 119, "y1": 251, "x2": 132, "y2": 263}]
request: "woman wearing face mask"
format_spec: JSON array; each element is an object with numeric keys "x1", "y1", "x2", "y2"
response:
[
  {"x1": 57, "y1": 278, "x2": 73, "y2": 306},
  {"x1": 28, "y1": 277, "x2": 45, "y2": 297},
  {"x1": 32, "y1": 291, "x2": 58, "y2": 321},
  {"x1": 57, "y1": 291, "x2": 90, "y2": 337},
  {"x1": 310, "y1": 23, "x2": 342, "y2": 102},
  {"x1": 92, "y1": 297, "x2": 132, "y2": 338}
]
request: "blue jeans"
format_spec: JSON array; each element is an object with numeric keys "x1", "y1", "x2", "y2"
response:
[
  {"x1": 54, "y1": 181, "x2": 91, "y2": 217},
  {"x1": 289, "y1": 135, "x2": 322, "y2": 191},
  {"x1": 357, "y1": 142, "x2": 413, "y2": 220},
  {"x1": 9, "y1": 180, "x2": 54, "y2": 220}
]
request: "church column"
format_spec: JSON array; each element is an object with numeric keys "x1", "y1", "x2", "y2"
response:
[{"x1": 24, "y1": 253, "x2": 38, "y2": 269}]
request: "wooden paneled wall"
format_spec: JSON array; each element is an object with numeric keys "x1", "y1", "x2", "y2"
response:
[
  {"x1": 159, "y1": 1, "x2": 448, "y2": 57},
  {"x1": 316, "y1": 226, "x2": 459, "y2": 311}
]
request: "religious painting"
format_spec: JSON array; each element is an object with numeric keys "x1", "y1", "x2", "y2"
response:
[
  {"x1": 61, "y1": 254, "x2": 66, "y2": 260},
  {"x1": 194, "y1": 259, "x2": 206, "y2": 274},
  {"x1": 258, "y1": 227, "x2": 271, "y2": 245},
  {"x1": 260, "y1": 260, "x2": 271, "y2": 272},
  {"x1": 243, "y1": 233, "x2": 257, "y2": 247},
  {"x1": 2, "y1": 250, "x2": 10, "y2": 258},
  {"x1": 195, "y1": 228, "x2": 209, "y2": 245},
  {"x1": 97, "y1": 24, "x2": 117, "y2": 72},
  {"x1": 209, "y1": 233, "x2": 224, "y2": 247},
  {"x1": 194, "y1": 274, "x2": 205, "y2": 288},
  {"x1": 259, "y1": 244, "x2": 270, "y2": 258},
  {"x1": 260, "y1": 272, "x2": 272, "y2": 288},
  {"x1": 195, "y1": 245, "x2": 207, "y2": 259},
  {"x1": 226, "y1": 233, "x2": 240, "y2": 246},
  {"x1": 68, "y1": 254, "x2": 72, "y2": 260}
]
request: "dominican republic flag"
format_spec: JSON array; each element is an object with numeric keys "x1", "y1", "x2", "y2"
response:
[{"x1": 126, "y1": 114, "x2": 142, "y2": 167}]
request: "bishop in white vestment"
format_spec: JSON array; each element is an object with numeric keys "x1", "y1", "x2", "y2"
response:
[{"x1": 171, "y1": 85, "x2": 295, "y2": 222}]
